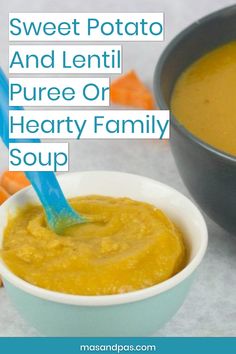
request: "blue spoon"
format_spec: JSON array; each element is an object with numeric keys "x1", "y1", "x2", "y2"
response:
[{"x1": 0, "y1": 68, "x2": 87, "y2": 234}]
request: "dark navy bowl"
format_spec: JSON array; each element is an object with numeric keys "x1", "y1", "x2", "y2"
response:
[{"x1": 154, "y1": 5, "x2": 236, "y2": 234}]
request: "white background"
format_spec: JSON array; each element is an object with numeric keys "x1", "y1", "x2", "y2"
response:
[{"x1": 0, "y1": 0, "x2": 236, "y2": 338}]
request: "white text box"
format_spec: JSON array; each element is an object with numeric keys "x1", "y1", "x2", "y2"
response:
[
  {"x1": 9, "y1": 13, "x2": 164, "y2": 41},
  {"x1": 9, "y1": 143, "x2": 69, "y2": 172},
  {"x1": 9, "y1": 110, "x2": 170, "y2": 139},
  {"x1": 9, "y1": 45, "x2": 122, "y2": 74},
  {"x1": 9, "y1": 78, "x2": 110, "y2": 107}
]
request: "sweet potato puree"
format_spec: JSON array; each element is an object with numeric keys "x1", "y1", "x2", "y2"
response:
[
  {"x1": 171, "y1": 41, "x2": 236, "y2": 156},
  {"x1": 1, "y1": 195, "x2": 186, "y2": 295}
]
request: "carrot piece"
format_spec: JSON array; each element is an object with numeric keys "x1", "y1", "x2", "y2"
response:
[
  {"x1": 0, "y1": 185, "x2": 10, "y2": 204},
  {"x1": 110, "y1": 70, "x2": 156, "y2": 110},
  {"x1": 1, "y1": 171, "x2": 30, "y2": 195}
]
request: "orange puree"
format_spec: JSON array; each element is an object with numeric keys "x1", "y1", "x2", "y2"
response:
[
  {"x1": 1, "y1": 195, "x2": 186, "y2": 295},
  {"x1": 171, "y1": 41, "x2": 236, "y2": 156}
]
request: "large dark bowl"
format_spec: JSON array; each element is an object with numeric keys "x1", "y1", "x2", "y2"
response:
[{"x1": 154, "y1": 5, "x2": 236, "y2": 234}]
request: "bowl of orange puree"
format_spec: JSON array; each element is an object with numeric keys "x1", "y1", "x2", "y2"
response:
[{"x1": 0, "y1": 171, "x2": 207, "y2": 336}]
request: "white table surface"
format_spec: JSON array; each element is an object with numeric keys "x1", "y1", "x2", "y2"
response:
[{"x1": 0, "y1": 0, "x2": 236, "y2": 337}]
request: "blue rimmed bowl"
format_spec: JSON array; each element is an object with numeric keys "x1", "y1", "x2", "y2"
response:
[{"x1": 0, "y1": 171, "x2": 207, "y2": 336}]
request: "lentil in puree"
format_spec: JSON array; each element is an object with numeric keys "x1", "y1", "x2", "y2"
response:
[
  {"x1": 2, "y1": 195, "x2": 186, "y2": 295},
  {"x1": 171, "y1": 41, "x2": 236, "y2": 156}
]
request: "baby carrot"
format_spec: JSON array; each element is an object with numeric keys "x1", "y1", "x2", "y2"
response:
[
  {"x1": 0, "y1": 185, "x2": 10, "y2": 204},
  {"x1": 1, "y1": 171, "x2": 30, "y2": 195},
  {"x1": 110, "y1": 70, "x2": 156, "y2": 110}
]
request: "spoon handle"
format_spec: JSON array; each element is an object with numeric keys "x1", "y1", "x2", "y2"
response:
[{"x1": 0, "y1": 68, "x2": 85, "y2": 231}]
